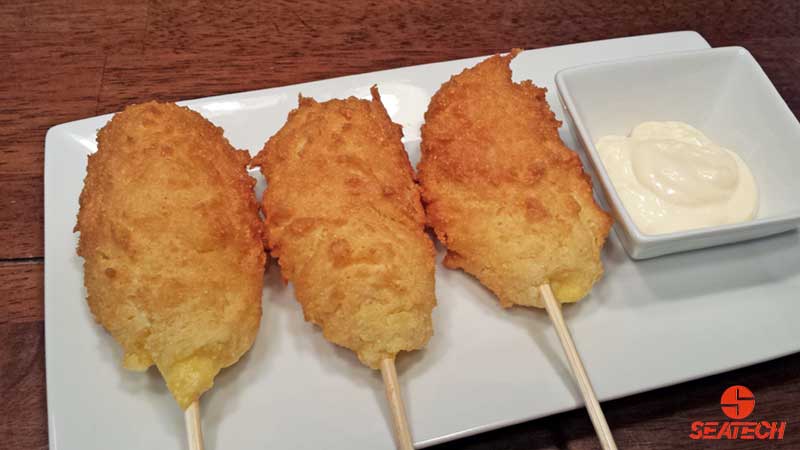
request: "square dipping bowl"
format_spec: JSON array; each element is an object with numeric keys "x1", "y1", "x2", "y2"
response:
[{"x1": 556, "y1": 46, "x2": 800, "y2": 259}]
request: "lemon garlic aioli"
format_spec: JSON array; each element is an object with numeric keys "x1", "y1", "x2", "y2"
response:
[{"x1": 596, "y1": 122, "x2": 758, "y2": 235}]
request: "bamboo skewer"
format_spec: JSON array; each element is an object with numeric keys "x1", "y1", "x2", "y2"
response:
[
  {"x1": 539, "y1": 284, "x2": 617, "y2": 450},
  {"x1": 380, "y1": 358, "x2": 415, "y2": 450},
  {"x1": 184, "y1": 400, "x2": 205, "y2": 450}
]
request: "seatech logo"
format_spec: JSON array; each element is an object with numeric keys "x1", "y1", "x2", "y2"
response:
[
  {"x1": 690, "y1": 385, "x2": 786, "y2": 440},
  {"x1": 720, "y1": 385, "x2": 755, "y2": 419}
]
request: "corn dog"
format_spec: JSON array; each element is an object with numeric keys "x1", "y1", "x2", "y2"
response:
[
  {"x1": 76, "y1": 102, "x2": 265, "y2": 408},
  {"x1": 418, "y1": 51, "x2": 612, "y2": 308},
  {"x1": 251, "y1": 88, "x2": 435, "y2": 368}
]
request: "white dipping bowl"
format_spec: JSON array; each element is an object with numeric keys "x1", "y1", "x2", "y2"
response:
[{"x1": 556, "y1": 46, "x2": 800, "y2": 259}]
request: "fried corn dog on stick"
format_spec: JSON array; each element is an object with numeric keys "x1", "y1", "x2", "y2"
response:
[
  {"x1": 76, "y1": 102, "x2": 266, "y2": 409},
  {"x1": 418, "y1": 50, "x2": 612, "y2": 308},
  {"x1": 251, "y1": 87, "x2": 436, "y2": 370},
  {"x1": 419, "y1": 50, "x2": 618, "y2": 450}
]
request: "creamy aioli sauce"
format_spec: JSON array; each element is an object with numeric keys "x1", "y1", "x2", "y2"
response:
[{"x1": 596, "y1": 121, "x2": 758, "y2": 235}]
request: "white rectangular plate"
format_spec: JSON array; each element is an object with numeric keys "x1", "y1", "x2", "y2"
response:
[{"x1": 45, "y1": 31, "x2": 800, "y2": 450}]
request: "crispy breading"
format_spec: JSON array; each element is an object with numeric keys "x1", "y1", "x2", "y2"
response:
[
  {"x1": 418, "y1": 50, "x2": 612, "y2": 308},
  {"x1": 251, "y1": 87, "x2": 436, "y2": 369},
  {"x1": 75, "y1": 102, "x2": 265, "y2": 409}
]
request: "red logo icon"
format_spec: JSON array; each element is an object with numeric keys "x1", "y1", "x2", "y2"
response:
[{"x1": 720, "y1": 385, "x2": 755, "y2": 419}]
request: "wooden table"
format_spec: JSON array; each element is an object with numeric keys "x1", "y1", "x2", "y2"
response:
[{"x1": 2, "y1": 1, "x2": 799, "y2": 449}]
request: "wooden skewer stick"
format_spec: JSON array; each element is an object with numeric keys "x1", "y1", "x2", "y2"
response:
[
  {"x1": 184, "y1": 400, "x2": 205, "y2": 450},
  {"x1": 539, "y1": 284, "x2": 617, "y2": 450},
  {"x1": 380, "y1": 358, "x2": 415, "y2": 450}
]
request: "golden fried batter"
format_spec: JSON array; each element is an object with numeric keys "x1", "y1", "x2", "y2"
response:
[
  {"x1": 76, "y1": 102, "x2": 265, "y2": 409},
  {"x1": 418, "y1": 50, "x2": 612, "y2": 308},
  {"x1": 251, "y1": 88, "x2": 435, "y2": 369}
]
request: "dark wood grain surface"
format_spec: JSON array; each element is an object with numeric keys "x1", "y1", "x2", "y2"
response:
[{"x1": 1, "y1": 1, "x2": 799, "y2": 449}]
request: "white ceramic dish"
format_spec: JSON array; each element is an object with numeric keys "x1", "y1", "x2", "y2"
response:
[
  {"x1": 556, "y1": 46, "x2": 800, "y2": 259},
  {"x1": 44, "y1": 32, "x2": 800, "y2": 450}
]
